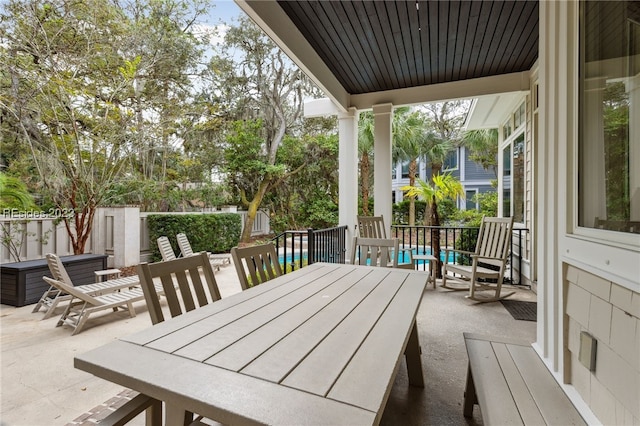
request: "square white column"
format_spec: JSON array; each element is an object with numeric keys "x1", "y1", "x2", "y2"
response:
[{"x1": 373, "y1": 103, "x2": 394, "y2": 235}]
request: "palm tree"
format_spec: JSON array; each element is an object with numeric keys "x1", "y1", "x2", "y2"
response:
[
  {"x1": 358, "y1": 112, "x2": 375, "y2": 215},
  {"x1": 462, "y1": 128, "x2": 499, "y2": 176},
  {"x1": 402, "y1": 173, "x2": 464, "y2": 275},
  {"x1": 0, "y1": 173, "x2": 35, "y2": 210},
  {"x1": 392, "y1": 107, "x2": 427, "y2": 225}
]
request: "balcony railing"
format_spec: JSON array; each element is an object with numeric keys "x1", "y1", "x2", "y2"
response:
[
  {"x1": 272, "y1": 225, "x2": 348, "y2": 272},
  {"x1": 272, "y1": 224, "x2": 529, "y2": 286},
  {"x1": 391, "y1": 225, "x2": 529, "y2": 285}
]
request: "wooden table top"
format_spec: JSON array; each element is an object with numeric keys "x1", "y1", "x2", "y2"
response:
[{"x1": 75, "y1": 263, "x2": 428, "y2": 425}]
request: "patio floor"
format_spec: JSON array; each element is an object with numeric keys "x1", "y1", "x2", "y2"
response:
[{"x1": 1, "y1": 263, "x2": 536, "y2": 426}]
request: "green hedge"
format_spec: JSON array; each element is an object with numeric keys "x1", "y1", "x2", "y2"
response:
[{"x1": 147, "y1": 213, "x2": 242, "y2": 262}]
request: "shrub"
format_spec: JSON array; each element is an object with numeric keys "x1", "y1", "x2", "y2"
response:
[
  {"x1": 147, "y1": 213, "x2": 241, "y2": 261},
  {"x1": 392, "y1": 200, "x2": 427, "y2": 224}
]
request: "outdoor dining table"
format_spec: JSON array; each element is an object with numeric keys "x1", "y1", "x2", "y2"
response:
[{"x1": 74, "y1": 262, "x2": 428, "y2": 425}]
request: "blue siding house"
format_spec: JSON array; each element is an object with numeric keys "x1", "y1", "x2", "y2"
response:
[{"x1": 392, "y1": 146, "x2": 496, "y2": 210}]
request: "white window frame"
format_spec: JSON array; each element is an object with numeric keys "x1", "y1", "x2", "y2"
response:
[
  {"x1": 465, "y1": 189, "x2": 479, "y2": 211},
  {"x1": 500, "y1": 127, "x2": 526, "y2": 225}
]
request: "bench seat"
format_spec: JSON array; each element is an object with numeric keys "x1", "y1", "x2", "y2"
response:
[{"x1": 463, "y1": 332, "x2": 586, "y2": 425}]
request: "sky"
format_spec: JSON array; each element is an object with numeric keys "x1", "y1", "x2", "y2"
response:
[
  {"x1": 194, "y1": 0, "x2": 244, "y2": 47},
  {"x1": 206, "y1": 0, "x2": 243, "y2": 25}
]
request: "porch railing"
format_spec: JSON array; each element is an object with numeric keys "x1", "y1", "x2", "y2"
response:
[
  {"x1": 271, "y1": 225, "x2": 348, "y2": 272},
  {"x1": 391, "y1": 225, "x2": 530, "y2": 285},
  {"x1": 271, "y1": 224, "x2": 528, "y2": 285}
]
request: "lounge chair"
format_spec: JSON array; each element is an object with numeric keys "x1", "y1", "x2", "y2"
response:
[
  {"x1": 441, "y1": 216, "x2": 515, "y2": 302},
  {"x1": 157, "y1": 236, "x2": 177, "y2": 261},
  {"x1": 32, "y1": 253, "x2": 139, "y2": 320},
  {"x1": 42, "y1": 275, "x2": 147, "y2": 335},
  {"x1": 231, "y1": 243, "x2": 283, "y2": 290},
  {"x1": 176, "y1": 232, "x2": 231, "y2": 270}
]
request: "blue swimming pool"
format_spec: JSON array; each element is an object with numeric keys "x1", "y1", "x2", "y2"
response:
[{"x1": 279, "y1": 247, "x2": 456, "y2": 266}]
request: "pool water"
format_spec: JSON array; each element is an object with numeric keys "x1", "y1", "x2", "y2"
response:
[{"x1": 279, "y1": 247, "x2": 457, "y2": 266}]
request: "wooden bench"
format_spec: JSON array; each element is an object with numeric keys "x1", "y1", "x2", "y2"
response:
[{"x1": 463, "y1": 333, "x2": 586, "y2": 425}]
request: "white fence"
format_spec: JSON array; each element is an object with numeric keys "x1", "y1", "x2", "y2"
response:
[
  {"x1": 1, "y1": 207, "x2": 270, "y2": 267},
  {"x1": 0, "y1": 216, "x2": 90, "y2": 264}
]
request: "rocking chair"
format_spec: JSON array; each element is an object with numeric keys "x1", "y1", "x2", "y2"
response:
[{"x1": 441, "y1": 216, "x2": 515, "y2": 302}]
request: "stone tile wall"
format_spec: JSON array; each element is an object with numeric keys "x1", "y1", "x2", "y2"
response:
[{"x1": 565, "y1": 264, "x2": 640, "y2": 425}]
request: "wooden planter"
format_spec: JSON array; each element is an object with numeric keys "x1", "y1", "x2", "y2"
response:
[{"x1": 0, "y1": 254, "x2": 107, "y2": 307}]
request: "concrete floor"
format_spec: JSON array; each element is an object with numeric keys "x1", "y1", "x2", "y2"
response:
[{"x1": 1, "y1": 264, "x2": 536, "y2": 426}]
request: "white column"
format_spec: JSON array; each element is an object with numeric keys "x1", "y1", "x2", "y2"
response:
[
  {"x1": 94, "y1": 206, "x2": 140, "y2": 268},
  {"x1": 338, "y1": 107, "x2": 359, "y2": 256},
  {"x1": 373, "y1": 103, "x2": 393, "y2": 235}
]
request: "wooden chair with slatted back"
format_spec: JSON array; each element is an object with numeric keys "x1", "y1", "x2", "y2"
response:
[
  {"x1": 230, "y1": 243, "x2": 283, "y2": 290},
  {"x1": 357, "y1": 215, "x2": 388, "y2": 239},
  {"x1": 441, "y1": 216, "x2": 515, "y2": 302},
  {"x1": 357, "y1": 215, "x2": 414, "y2": 268},
  {"x1": 137, "y1": 251, "x2": 221, "y2": 325},
  {"x1": 350, "y1": 237, "x2": 400, "y2": 268}
]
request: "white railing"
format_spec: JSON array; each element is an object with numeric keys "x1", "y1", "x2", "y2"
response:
[{"x1": 1, "y1": 207, "x2": 270, "y2": 267}]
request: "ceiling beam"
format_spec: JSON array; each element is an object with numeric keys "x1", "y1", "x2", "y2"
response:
[
  {"x1": 350, "y1": 71, "x2": 531, "y2": 110},
  {"x1": 237, "y1": 0, "x2": 350, "y2": 112}
]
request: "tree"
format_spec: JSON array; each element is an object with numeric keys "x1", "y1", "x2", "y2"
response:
[
  {"x1": 207, "y1": 16, "x2": 315, "y2": 242},
  {"x1": 0, "y1": 173, "x2": 35, "y2": 210},
  {"x1": 1, "y1": 0, "x2": 134, "y2": 253},
  {"x1": 462, "y1": 128, "x2": 499, "y2": 176},
  {"x1": 421, "y1": 101, "x2": 470, "y2": 184},
  {"x1": 1, "y1": 0, "x2": 209, "y2": 252},
  {"x1": 392, "y1": 107, "x2": 427, "y2": 225},
  {"x1": 266, "y1": 133, "x2": 339, "y2": 233},
  {"x1": 402, "y1": 173, "x2": 464, "y2": 275},
  {"x1": 358, "y1": 112, "x2": 374, "y2": 215}
]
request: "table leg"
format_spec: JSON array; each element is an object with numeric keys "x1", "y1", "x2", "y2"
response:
[
  {"x1": 404, "y1": 320, "x2": 424, "y2": 387},
  {"x1": 165, "y1": 402, "x2": 194, "y2": 426},
  {"x1": 429, "y1": 258, "x2": 436, "y2": 288}
]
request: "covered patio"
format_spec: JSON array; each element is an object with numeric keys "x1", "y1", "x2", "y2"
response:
[
  {"x1": 0, "y1": 261, "x2": 536, "y2": 425},
  {"x1": 237, "y1": 1, "x2": 639, "y2": 424},
  {"x1": 2, "y1": 1, "x2": 637, "y2": 424}
]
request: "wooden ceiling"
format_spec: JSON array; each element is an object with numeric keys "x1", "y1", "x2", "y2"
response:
[{"x1": 277, "y1": 1, "x2": 539, "y2": 95}]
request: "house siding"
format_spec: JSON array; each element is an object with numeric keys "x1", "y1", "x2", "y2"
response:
[
  {"x1": 537, "y1": 3, "x2": 639, "y2": 425},
  {"x1": 463, "y1": 148, "x2": 496, "y2": 181},
  {"x1": 565, "y1": 264, "x2": 640, "y2": 424},
  {"x1": 392, "y1": 147, "x2": 496, "y2": 207}
]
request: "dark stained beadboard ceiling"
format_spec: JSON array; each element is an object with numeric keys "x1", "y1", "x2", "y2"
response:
[{"x1": 277, "y1": 0, "x2": 539, "y2": 95}]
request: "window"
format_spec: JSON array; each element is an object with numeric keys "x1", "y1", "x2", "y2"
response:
[
  {"x1": 443, "y1": 149, "x2": 458, "y2": 171},
  {"x1": 502, "y1": 132, "x2": 525, "y2": 223},
  {"x1": 503, "y1": 118, "x2": 512, "y2": 140},
  {"x1": 465, "y1": 190, "x2": 478, "y2": 211},
  {"x1": 514, "y1": 102, "x2": 525, "y2": 129},
  {"x1": 579, "y1": 1, "x2": 639, "y2": 235},
  {"x1": 401, "y1": 161, "x2": 410, "y2": 178}
]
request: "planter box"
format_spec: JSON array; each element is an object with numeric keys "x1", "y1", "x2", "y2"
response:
[{"x1": 1, "y1": 254, "x2": 107, "y2": 307}]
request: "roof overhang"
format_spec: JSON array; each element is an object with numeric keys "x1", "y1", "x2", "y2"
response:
[
  {"x1": 464, "y1": 92, "x2": 528, "y2": 130},
  {"x1": 236, "y1": 0, "x2": 538, "y2": 112}
]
